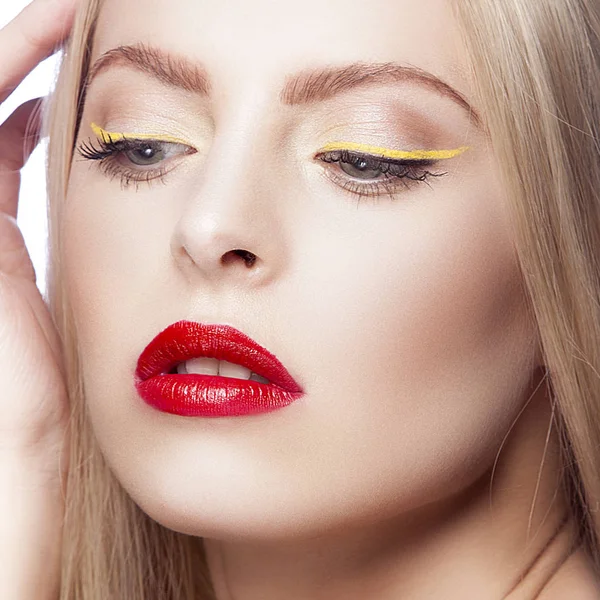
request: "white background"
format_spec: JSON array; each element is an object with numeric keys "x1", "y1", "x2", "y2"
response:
[{"x1": 0, "y1": 0, "x2": 62, "y2": 297}]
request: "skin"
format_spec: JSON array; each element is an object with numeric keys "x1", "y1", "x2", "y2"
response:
[
  {"x1": 62, "y1": 0, "x2": 600, "y2": 597},
  {"x1": 0, "y1": 1, "x2": 77, "y2": 598}
]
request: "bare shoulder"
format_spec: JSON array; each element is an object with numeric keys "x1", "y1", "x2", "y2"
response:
[{"x1": 538, "y1": 548, "x2": 600, "y2": 600}]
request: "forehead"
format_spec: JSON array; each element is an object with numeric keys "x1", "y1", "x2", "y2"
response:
[{"x1": 93, "y1": 0, "x2": 472, "y2": 97}]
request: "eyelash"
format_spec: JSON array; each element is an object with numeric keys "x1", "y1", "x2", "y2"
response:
[
  {"x1": 314, "y1": 149, "x2": 447, "y2": 202},
  {"x1": 75, "y1": 134, "x2": 448, "y2": 199},
  {"x1": 76, "y1": 134, "x2": 195, "y2": 192}
]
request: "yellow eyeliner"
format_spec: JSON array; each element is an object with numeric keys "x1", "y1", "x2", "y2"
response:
[
  {"x1": 319, "y1": 142, "x2": 470, "y2": 161},
  {"x1": 90, "y1": 123, "x2": 468, "y2": 160},
  {"x1": 90, "y1": 122, "x2": 192, "y2": 146}
]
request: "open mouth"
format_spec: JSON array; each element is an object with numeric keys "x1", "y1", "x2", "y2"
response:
[
  {"x1": 135, "y1": 321, "x2": 303, "y2": 417},
  {"x1": 163, "y1": 357, "x2": 271, "y2": 384}
]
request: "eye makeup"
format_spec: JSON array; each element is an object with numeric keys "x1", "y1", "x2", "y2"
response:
[
  {"x1": 77, "y1": 122, "x2": 197, "y2": 191},
  {"x1": 90, "y1": 122, "x2": 193, "y2": 146},
  {"x1": 317, "y1": 141, "x2": 470, "y2": 161},
  {"x1": 310, "y1": 139, "x2": 468, "y2": 201},
  {"x1": 78, "y1": 122, "x2": 461, "y2": 201}
]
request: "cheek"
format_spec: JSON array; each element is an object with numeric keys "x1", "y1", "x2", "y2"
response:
[{"x1": 273, "y1": 188, "x2": 537, "y2": 519}]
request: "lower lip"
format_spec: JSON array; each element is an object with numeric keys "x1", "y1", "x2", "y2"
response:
[{"x1": 135, "y1": 373, "x2": 303, "y2": 417}]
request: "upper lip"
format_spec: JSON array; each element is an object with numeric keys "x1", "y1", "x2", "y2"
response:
[{"x1": 135, "y1": 320, "x2": 303, "y2": 393}]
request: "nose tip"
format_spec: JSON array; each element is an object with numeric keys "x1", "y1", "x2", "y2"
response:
[
  {"x1": 170, "y1": 226, "x2": 267, "y2": 288},
  {"x1": 168, "y1": 161, "x2": 285, "y2": 287}
]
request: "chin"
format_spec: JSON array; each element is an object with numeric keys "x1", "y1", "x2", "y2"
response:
[
  {"x1": 131, "y1": 492, "x2": 343, "y2": 541},
  {"x1": 112, "y1": 458, "x2": 446, "y2": 544}
]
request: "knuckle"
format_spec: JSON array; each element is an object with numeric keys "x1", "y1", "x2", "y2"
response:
[
  {"x1": 0, "y1": 158, "x2": 23, "y2": 174},
  {"x1": 16, "y1": 16, "x2": 47, "y2": 53}
]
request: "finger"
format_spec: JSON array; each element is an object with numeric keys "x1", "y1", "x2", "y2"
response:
[
  {"x1": 0, "y1": 212, "x2": 36, "y2": 282},
  {"x1": 0, "y1": 0, "x2": 78, "y2": 104},
  {"x1": 0, "y1": 97, "x2": 44, "y2": 219}
]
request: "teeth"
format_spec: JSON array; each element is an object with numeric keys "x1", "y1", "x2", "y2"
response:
[
  {"x1": 176, "y1": 358, "x2": 270, "y2": 384},
  {"x1": 177, "y1": 357, "x2": 219, "y2": 375},
  {"x1": 219, "y1": 359, "x2": 252, "y2": 380}
]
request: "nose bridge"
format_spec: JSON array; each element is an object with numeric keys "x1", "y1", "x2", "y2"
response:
[{"x1": 170, "y1": 97, "x2": 289, "y2": 288}]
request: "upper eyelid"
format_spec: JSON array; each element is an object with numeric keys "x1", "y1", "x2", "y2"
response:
[
  {"x1": 316, "y1": 142, "x2": 470, "y2": 161},
  {"x1": 90, "y1": 122, "x2": 194, "y2": 146},
  {"x1": 89, "y1": 122, "x2": 468, "y2": 165}
]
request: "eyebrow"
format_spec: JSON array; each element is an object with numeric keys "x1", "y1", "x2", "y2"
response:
[{"x1": 87, "y1": 42, "x2": 483, "y2": 129}]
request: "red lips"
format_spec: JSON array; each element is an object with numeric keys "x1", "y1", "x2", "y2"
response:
[{"x1": 134, "y1": 320, "x2": 304, "y2": 417}]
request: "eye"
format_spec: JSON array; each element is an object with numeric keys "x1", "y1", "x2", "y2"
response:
[
  {"x1": 76, "y1": 134, "x2": 196, "y2": 191},
  {"x1": 315, "y1": 148, "x2": 447, "y2": 201}
]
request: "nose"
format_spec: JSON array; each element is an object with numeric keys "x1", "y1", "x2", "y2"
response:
[{"x1": 169, "y1": 130, "x2": 289, "y2": 290}]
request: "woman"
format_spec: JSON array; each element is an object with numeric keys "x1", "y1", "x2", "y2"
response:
[{"x1": 1, "y1": 0, "x2": 599, "y2": 597}]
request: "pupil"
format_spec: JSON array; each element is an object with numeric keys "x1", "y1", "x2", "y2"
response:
[{"x1": 140, "y1": 145, "x2": 154, "y2": 158}]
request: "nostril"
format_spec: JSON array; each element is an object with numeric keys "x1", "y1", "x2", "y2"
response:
[{"x1": 229, "y1": 249, "x2": 257, "y2": 268}]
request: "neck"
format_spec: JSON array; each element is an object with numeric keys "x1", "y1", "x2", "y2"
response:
[{"x1": 203, "y1": 373, "x2": 581, "y2": 600}]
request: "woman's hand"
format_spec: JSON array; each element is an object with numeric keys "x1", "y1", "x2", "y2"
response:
[{"x1": 0, "y1": 0, "x2": 77, "y2": 598}]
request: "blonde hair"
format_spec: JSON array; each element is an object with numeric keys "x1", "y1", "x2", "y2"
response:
[
  {"x1": 452, "y1": 0, "x2": 600, "y2": 571},
  {"x1": 41, "y1": 0, "x2": 600, "y2": 596}
]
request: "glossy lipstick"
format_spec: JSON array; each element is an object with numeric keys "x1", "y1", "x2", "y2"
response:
[{"x1": 135, "y1": 321, "x2": 304, "y2": 417}]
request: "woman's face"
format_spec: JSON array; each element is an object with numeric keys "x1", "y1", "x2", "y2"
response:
[{"x1": 64, "y1": 0, "x2": 539, "y2": 539}]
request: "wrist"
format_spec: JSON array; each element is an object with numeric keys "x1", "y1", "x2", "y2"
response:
[{"x1": 0, "y1": 461, "x2": 64, "y2": 600}]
